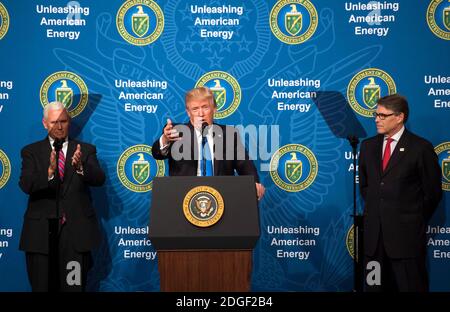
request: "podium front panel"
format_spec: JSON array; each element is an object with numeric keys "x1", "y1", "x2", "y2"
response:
[{"x1": 149, "y1": 176, "x2": 260, "y2": 250}]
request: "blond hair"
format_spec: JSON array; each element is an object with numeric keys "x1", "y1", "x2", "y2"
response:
[{"x1": 185, "y1": 87, "x2": 216, "y2": 108}]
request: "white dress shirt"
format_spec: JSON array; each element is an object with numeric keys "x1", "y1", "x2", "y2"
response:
[
  {"x1": 194, "y1": 127, "x2": 214, "y2": 176},
  {"x1": 382, "y1": 126, "x2": 405, "y2": 156},
  {"x1": 159, "y1": 126, "x2": 215, "y2": 176},
  {"x1": 47, "y1": 136, "x2": 68, "y2": 180}
]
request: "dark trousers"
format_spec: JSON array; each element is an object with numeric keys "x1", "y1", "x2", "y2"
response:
[
  {"x1": 364, "y1": 230, "x2": 428, "y2": 292},
  {"x1": 25, "y1": 225, "x2": 92, "y2": 292}
]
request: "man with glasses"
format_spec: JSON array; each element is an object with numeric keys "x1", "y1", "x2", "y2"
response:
[
  {"x1": 359, "y1": 94, "x2": 442, "y2": 292},
  {"x1": 18, "y1": 101, "x2": 105, "y2": 291}
]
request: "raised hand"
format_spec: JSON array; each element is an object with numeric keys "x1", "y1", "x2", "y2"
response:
[
  {"x1": 255, "y1": 183, "x2": 265, "y2": 201},
  {"x1": 162, "y1": 118, "x2": 181, "y2": 145},
  {"x1": 48, "y1": 149, "x2": 57, "y2": 178},
  {"x1": 71, "y1": 144, "x2": 83, "y2": 170}
]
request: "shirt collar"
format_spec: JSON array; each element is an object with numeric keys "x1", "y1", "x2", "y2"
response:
[
  {"x1": 48, "y1": 136, "x2": 69, "y2": 147},
  {"x1": 385, "y1": 125, "x2": 404, "y2": 142},
  {"x1": 194, "y1": 125, "x2": 213, "y2": 138}
]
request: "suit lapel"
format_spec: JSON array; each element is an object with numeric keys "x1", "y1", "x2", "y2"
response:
[
  {"x1": 382, "y1": 130, "x2": 410, "y2": 176},
  {"x1": 188, "y1": 123, "x2": 199, "y2": 175},
  {"x1": 374, "y1": 135, "x2": 384, "y2": 177},
  {"x1": 189, "y1": 123, "x2": 222, "y2": 176},
  {"x1": 40, "y1": 137, "x2": 52, "y2": 168}
]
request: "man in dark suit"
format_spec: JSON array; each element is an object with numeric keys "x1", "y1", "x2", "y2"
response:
[
  {"x1": 19, "y1": 101, "x2": 105, "y2": 292},
  {"x1": 152, "y1": 86, "x2": 265, "y2": 200},
  {"x1": 359, "y1": 94, "x2": 442, "y2": 292}
]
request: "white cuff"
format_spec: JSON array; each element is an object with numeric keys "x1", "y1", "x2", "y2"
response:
[{"x1": 159, "y1": 135, "x2": 170, "y2": 156}]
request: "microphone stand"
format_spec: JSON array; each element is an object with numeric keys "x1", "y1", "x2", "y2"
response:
[
  {"x1": 347, "y1": 135, "x2": 364, "y2": 292},
  {"x1": 48, "y1": 139, "x2": 63, "y2": 292}
]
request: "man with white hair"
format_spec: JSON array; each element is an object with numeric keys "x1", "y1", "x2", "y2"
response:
[{"x1": 18, "y1": 102, "x2": 105, "y2": 292}]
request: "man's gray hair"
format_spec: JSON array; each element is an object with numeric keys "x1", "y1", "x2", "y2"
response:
[{"x1": 43, "y1": 101, "x2": 67, "y2": 119}]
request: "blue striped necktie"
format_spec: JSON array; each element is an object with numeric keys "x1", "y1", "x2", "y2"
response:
[{"x1": 201, "y1": 136, "x2": 213, "y2": 176}]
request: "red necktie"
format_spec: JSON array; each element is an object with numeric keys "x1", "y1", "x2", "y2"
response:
[
  {"x1": 58, "y1": 150, "x2": 65, "y2": 180},
  {"x1": 382, "y1": 137, "x2": 393, "y2": 171},
  {"x1": 58, "y1": 150, "x2": 66, "y2": 224}
]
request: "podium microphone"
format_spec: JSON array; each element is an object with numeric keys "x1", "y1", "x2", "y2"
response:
[
  {"x1": 347, "y1": 135, "x2": 359, "y2": 148},
  {"x1": 48, "y1": 136, "x2": 64, "y2": 292},
  {"x1": 201, "y1": 122, "x2": 209, "y2": 136},
  {"x1": 53, "y1": 138, "x2": 64, "y2": 152}
]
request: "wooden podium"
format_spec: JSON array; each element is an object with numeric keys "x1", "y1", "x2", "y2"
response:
[
  {"x1": 158, "y1": 250, "x2": 252, "y2": 292},
  {"x1": 149, "y1": 176, "x2": 260, "y2": 292}
]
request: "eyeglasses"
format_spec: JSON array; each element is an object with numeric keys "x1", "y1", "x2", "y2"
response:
[{"x1": 372, "y1": 112, "x2": 397, "y2": 120}]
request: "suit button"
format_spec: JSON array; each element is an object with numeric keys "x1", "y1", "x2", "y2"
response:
[{"x1": 380, "y1": 182, "x2": 384, "y2": 186}]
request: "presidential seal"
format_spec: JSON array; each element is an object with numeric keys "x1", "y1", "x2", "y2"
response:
[
  {"x1": 117, "y1": 144, "x2": 165, "y2": 192},
  {"x1": 40, "y1": 71, "x2": 89, "y2": 118},
  {"x1": 347, "y1": 68, "x2": 396, "y2": 118},
  {"x1": 183, "y1": 186, "x2": 224, "y2": 227},
  {"x1": 427, "y1": 0, "x2": 450, "y2": 40},
  {"x1": 0, "y1": 149, "x2": 11, "y2": 189},
  {"x1": 270, "y1": 144, "x2": 318, "y2": 192},
  {"x1": 195, "y1": 71, "x2": 241, "y2": 119},
  {"x1": 116, "y1": 0, "x2": 164, "y2": 46},
  {"x1": 269, "y1": 0, "x2": 318, "y2": 45},
  {"x1": 435, "y1": 142, "x2": 450, "y2": 191},
  {"x1": 0, "y1": 2, "x2": 9, "y2": 40}
]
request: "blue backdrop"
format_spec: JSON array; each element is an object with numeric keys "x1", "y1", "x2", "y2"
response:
[{"x1": 0, "y1": 0, "x2": 449, "y2": 291}]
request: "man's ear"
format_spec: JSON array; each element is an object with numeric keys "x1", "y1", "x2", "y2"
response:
[{"x1": 42, "y1": 118, "x2": 48, "y2": 129}]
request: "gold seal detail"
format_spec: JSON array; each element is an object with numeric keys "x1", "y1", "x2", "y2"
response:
[{"x1": 183, "y1": 186, "x2": 225, "y2": 227}]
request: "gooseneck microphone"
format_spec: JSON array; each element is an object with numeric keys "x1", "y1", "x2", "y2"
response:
[
  {"x1": 53, "y1": 138, "x2": 64, "y2": 152},
  {"x1": 347, "y1": 135, "x2": 359, "y2": 149},
  {"x1": 201, "y1": 122, "x2": 209, "y2": 135},
  {"x1": 48, "y1": 137, "x2": 64, "y2": 292}
]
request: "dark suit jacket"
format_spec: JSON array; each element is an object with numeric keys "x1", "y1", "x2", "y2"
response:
[
  {"x1": 19, "y1": 137, "x2": 105, "y2": 254},
  {"x1": 359, "y1": 129, "x2": 442, "y2": 258},
  {"x1": 152, "y1": 123, "x2": 259, "y2": 182}
]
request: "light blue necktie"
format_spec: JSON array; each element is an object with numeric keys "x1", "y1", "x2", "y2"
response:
[{"x1": 200, "y1": 136, "x2": 213, "y2": 176}]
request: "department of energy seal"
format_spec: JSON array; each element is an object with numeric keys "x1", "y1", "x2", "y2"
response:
[
  {"x1": 117, "y1": 144, "x2": 165, "y2": 192},
  {"x1": 40, "y1": 71, "x2": 89, "y2": 118},
  {"x1": 270, "y1": 143, "x2": 318, "y2": 192},
  {"x1": 116, "y1": 0, "x2": 164, "y2": 46},
  {"x1": 435, "y1": 141, "x2": 450, "y2": 191},
  {"x1": 0, "y1": 2, "x2": 10, "y2": 40},
  {"x1": 427, "y1": 0, "x2": 450, "y2": 40},
  {"x1": 269, "y1": 0, "x2": 318, "y2": 45},
  {"x1": 347, "y1": 68, "x2": 396, "y2": 118},
  {"x1": 0, "y1": 149, "x2": 11, "y2": 189},
  {"x1": 195, "y1": 71, "x2": 241, "y2": 119}
]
